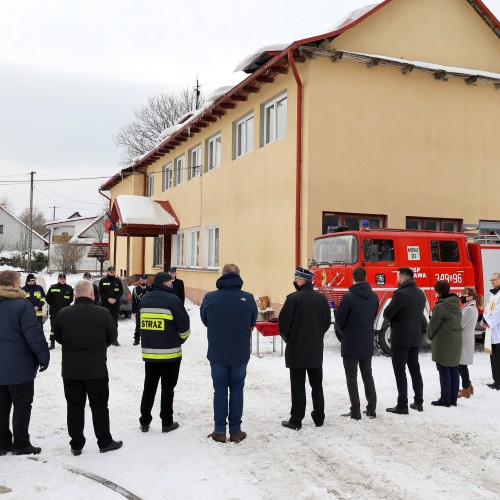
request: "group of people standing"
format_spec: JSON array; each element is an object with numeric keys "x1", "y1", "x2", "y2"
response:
[{"x1": 1, "y1": 263, "x2": 499, "y2": 457}]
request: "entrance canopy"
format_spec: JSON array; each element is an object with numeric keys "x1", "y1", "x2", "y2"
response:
[{"x1": 108, "y1": 195, "x2": 179, "y2": 237}]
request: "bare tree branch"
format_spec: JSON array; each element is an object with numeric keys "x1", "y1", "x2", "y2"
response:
[{"x1": 114, "y1": 88, "x2": 203, "y2": 165}]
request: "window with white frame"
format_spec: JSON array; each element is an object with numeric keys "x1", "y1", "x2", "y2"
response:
[
  {"x1": 162, "y1": 163, "x2": 173, "y2": 191},
  {"x1": 175, "y1": 155, "x2": 185, "y2": 185},
  {"x1": 187, "y1": 228, "x2": 200, "y2": 267},
  {"x1": 153, "y1": 235, "x2": 163, "y2": 267},
  {"x1": 263, "y1": 92, "x2": 287, "y2": 145},
  {"x1": 189, "y1": 145, "x2": 202, "y2": 180},
  {"x1": 234, "y1": 113, "x2": 254, "y2": 158},
  {"x1": 206, "y1": 133, "x2": 221, "y2": 171},
  {"x1": 147, "y1": 174, "x2": 154, "y2": 197},
  {"x1": 172, "y1": 231, "x2": 184, "y2": 266},
  {"x1": 205, "y1": 226, "x2": 219, "y2": 268}
]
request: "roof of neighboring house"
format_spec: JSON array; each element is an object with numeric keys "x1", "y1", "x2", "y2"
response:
[
  {"x1": 100, "y1": 0, "x2": 500, "y2": 193},
  {"x1": 0, "y1": 204, "x2": 49, "y2": 245},
  {"x1": 77, "y1": 214, "x2": 108, "y2": 241},
  {"x1": 45, "y1": 215, "x2": 96, "y2": 227}
]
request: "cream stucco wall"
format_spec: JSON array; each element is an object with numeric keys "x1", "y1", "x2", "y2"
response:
[
  {"x1": 106, "y1": 0, "x2": 500, "y2": 305},
  {"x1": 333, "y1": 0, "x2": 500, "y2": 73}
]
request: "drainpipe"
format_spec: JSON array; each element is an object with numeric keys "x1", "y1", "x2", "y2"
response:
[
  {"x1": 142, "y1": 173, "x2": 147, "y2": 274},
  {"x1": 99, "y1": 189, "x2": 112, "y2": 270},
  {"x1": 288, "y1": 45, "x2": 303, "y2": 267}
]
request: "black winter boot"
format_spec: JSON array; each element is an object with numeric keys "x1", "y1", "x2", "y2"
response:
[{"x1": 49, "y1": 338, "x2": 55, "y2": 350}]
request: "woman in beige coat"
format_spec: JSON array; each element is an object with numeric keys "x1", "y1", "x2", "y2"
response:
[{"x1": 458, "y1": 287, "x2": 483, "y2": 398}]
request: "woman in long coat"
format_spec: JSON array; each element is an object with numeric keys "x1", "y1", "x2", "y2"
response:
[
  {"x1": 426, "y1": 280, "x2": 462, "y2": 407},
  {"x1": 458, "y1": 286, "x2": 483, "y2": 399}
]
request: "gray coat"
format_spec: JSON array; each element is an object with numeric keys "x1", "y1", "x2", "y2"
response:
[{"x1": 460, "y1": 300, "x2": 478, "y2": 365}]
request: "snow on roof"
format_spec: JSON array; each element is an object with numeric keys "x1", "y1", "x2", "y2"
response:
[
  {"x1": 117, "y1": 195, "x2": 177, "y2": 226},
  {"x1": 157, "y1": 123, "x2": 184, "y2": 142},
  {"x1": 328, "y1": 3, "x2": 381, "y2": 31},
  {"x1": 206, "y1": 86, "x2": 235, "y2": 103},
  {"x1": 233, "y1": 44, "x2": 289, "y2": 73},
  {"x1": 348, "y1": 49, "x2": 500, "y2": 80},
  {"x1": 45, "y1": 215, "x2": 96, "y2": 226},
  {"x1": 0, "y1": 204, "x2": 49, "y2": 244}
]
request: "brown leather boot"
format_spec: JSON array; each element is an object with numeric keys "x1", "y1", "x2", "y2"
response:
[
  {"x1": 207, "y1": 432, "x2": 226, "y2": 443},
  {"x1": 469, "y1": 384, "x2": 474, "y2": 395},
  {"x1": 458, "y1": 386, "x2": 471, "y2": 399},
  {"x1": 229, "y1": 431, "x2": 247, "y2": 443}
]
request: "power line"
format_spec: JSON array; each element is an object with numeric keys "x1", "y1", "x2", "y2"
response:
[{"x1": 36, "y1": 182, "x2": 104, "y2": 205}]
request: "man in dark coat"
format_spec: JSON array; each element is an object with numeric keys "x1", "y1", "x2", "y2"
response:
[
  {"x1": 132, "y1": 274, "x2": 151, "y2": 345},
  {"x1": 98, "y1": 266, "x2": 123, "y2": 346},
  {"x1": 278, "y1": 266, "x2": 331, "y2": 430},
  {"x1": 138, "y1": 272, "x2": 190, "y2": 434},
  {"x1": 169, "y1": 267, "x2": 185, "y2": 305},
  {"x1": 83, "y1": 272, "x2": 99, "y2": 304},
  {"x1": 22, "y1": 273, "x2": 46, "y2": 325},
  {"x1": 383, "y1": 267, "x2": 426, "y2": 414},
  {"x1": 200, "y1": 263, "x2": 257, "y2": 443},
  {"x1": 54, "y1": 279, "x2": 122, "y2": 455},
  {"x1": 46, "y1": 272, "x2": 74, "y2": 350},
  {"x1": 335, "y1": 267, "x2": 378, "y2": 419},
  {"x1": 0, "y1": 270, "x2": 49, "y2": 456}
]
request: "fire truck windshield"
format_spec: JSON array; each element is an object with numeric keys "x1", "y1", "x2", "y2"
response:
[{"x1": 312, "y1": 234, "x2": 358, "y2": 265}]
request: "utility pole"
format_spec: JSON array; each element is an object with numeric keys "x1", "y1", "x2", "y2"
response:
[
  {"x1": 195, "y1": 76, "x2": 201, "y2": 110},
  {"x1": 27, "y1": 171, "x2": 36, "y2": 272},
  {"x1": 50, "y1": 205, "x2": 59, "y2": 220}
]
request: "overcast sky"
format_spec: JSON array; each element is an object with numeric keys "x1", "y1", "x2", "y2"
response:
[{"x1": 1, "y1": 0, "x2": 500, "y2": 222}]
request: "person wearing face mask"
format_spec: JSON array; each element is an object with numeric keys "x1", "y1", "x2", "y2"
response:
[
  {"x1": 384, "y1": 267, "x2": 426, "y2": 414},
  {"x1": 278, "y1": 266, "x2": 331, "y2": 430},
  {"x1": 458, "y1": 287, "x2": 483, "y2": 398},
  {"x1": 426, "y1": 280, "x2": 462, "y2": 407}
]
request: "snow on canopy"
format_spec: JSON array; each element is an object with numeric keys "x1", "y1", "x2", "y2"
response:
[
  {"x1": 328, "y1": 3, "x2": 381, "y2": 31},
  {"x1": 233, "y1": 44, "x2": 289, "y2": 73},
  {"x1": 117, "y1": 195, "x2": 177, "y2": 226}
]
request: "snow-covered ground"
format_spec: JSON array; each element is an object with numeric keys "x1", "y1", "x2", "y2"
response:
[{"x1": 1, "y1": 273, "x2": 500, "y2": 499}]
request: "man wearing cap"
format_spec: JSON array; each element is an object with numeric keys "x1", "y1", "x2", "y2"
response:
[
  {"x1": 132, "y1": 275, "x2": 151, "y2": 345},
  {"x1": 278, "y1": 266, "x2": 331, "y2": 430},
  {"x1": 137, "y1": 272, "x2": 190, "y2": 434},
  {"x1": 200, "y1": 263, "x2": 257, "y2": 443},
  {"x1": 22, "y1": 274, "x2": 47, "y2": 326},
  {"x1": 168, "y1": 267, "x2": 185, "y2": 305},
  {"x1": 83, "y1": 272, "x2": 99, "y2": 305},
  {"x1": 98, "y1": 266, "x2": 123, "y2": 346},
  {"x1": 46, "y1": 273, "x2": 74, "y2": 350}
]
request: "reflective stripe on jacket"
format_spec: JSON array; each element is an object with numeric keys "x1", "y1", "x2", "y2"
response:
[{"x1": 138, "y1": 285, "x2": 190, "y2": 362}]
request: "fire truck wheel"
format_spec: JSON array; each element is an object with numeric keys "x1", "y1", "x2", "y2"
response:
[{"x1": 376, "y1": 326, "x2": 392, "y2": 357}]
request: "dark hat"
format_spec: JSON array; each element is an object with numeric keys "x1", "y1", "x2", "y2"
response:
[
  {"x1": 83, "y1": 272, "x2": 92, "y2": 278},
  {"x1": 107, "y1": 266, "x2": 116, "y2": 272},
  {"x1": 294, "y1": 266, "x2": 315, "y2": 280},
  {"x1": 139, "y1": 274, "x2": 148, "y2": 280},
  {"x1": 26, "y1": 273, "x2": 36, "y2": 281},
  {"x1": 168, "y1": 267, "x2": 177, "y2": 273},
  {"x1": 153, "y1": 272, "x2": 173, "y2": 285},
  {"x1": 58, "y1": 273, "x2": 66, "y2": 279}
]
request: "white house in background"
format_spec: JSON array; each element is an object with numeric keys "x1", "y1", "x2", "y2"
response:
[
  {"x1": 45, "y1": 212, "x2": 104, "y2": 274},
  {"x1": 0, "y1": 204, "x2": 48, "y2": 252}
]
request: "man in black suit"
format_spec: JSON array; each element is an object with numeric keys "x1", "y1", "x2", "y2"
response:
[{"x1": 168, "y1": 267, "x2": 185, "y2": 305}]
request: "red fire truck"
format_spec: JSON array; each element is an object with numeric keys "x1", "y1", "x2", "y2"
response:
[{"x1": 309, "y1": 227, "x2": 500, "y2": 355}]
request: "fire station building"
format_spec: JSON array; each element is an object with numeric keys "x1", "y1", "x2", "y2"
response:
[{"x1": 100, "y1": 0, "x2": 500, "y2": 309}]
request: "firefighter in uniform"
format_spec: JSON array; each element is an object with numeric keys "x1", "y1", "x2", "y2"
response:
[
  {"x1": 132, "y1": 275, "x2": 151, "y2": 345},
  {"x1": 138, "y1": 272, "x2": 190, "y2": 433},
  {"x1": 46, "y1": 273, "x2": 74, "y2": 350},
  {"x1": 22, "y1": 273, "x2": 46, "y2": 326},
  {"x1": 168, "y1": 267, "x2": 185, "y2": 304},
  {"x1": 83, "y1": 272, "x2": 99, "y2": 304},
  {"x1": 98, "y1": 266, "x2": 123, "y2": 346}
]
